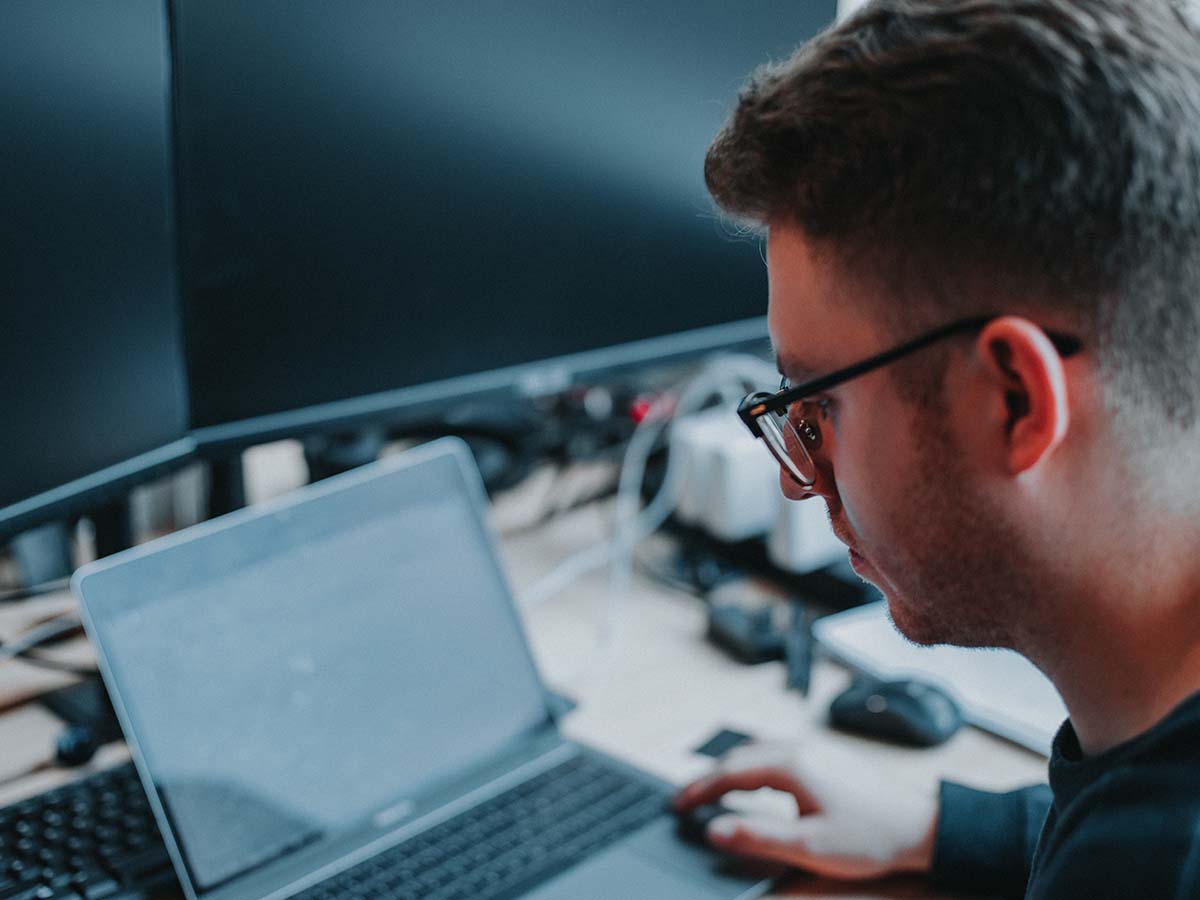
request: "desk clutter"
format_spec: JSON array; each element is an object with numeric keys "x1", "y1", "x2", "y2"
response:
[
  {"x1": 3, "y1": 442, "x2": 782, "y2": 900},
  {"x1": 0, "y1": 442, "x2": 1051, "y2": 900}
]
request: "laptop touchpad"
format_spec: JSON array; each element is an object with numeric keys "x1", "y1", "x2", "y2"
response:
[{"x1": 521, "y1": 846, "x2": 734, "y2": 900}]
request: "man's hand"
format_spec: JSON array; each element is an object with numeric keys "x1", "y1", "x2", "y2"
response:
[{"x1": 675, "y1": 741, "x2": 940, "y2": 881}]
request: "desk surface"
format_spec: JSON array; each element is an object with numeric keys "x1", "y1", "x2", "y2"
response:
[{"x1": 0, "y1": 472, "x2": 1048, "y2": 899}]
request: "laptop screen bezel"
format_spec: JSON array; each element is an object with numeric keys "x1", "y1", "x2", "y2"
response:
[{"x1": 73, "y1": 438, "x2": 562, "y2": 900}]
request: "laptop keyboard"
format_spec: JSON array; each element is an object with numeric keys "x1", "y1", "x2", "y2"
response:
[
  {"x1": 0, "y1": 753, "x2": 666, "y2": 900},
  {"x1": 0, "y1": 762, "x2": 172, "y2": 900},
  {"x1": 293, "y1": 753, "x2": 665, "y2": 900}
]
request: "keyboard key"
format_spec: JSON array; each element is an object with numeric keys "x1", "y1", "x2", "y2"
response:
[
  {"x1": 0, "y1": 885, "x2": 48, "y2": 900},
  {"x1": 79, "y1": 881, "x2": 120, "y2": 900},
  {"x1": 0, "y1": 764, "x2": 171, "y2": 900}
]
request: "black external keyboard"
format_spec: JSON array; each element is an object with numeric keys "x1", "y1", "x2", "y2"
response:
[
  {"x1": 294, "y1": 754, "x2": 665, "y2": 900},
  {"x1": 0, "y1": 753, "x2": 666, "y2": 900},
  {"x1": 0, "y1": 762, "x2": 172, "y2": 900}
]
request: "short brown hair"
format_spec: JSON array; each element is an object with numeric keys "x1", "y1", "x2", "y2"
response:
[{"x1": 707, "y1": 0, "x2": 1200, "y2": 425}]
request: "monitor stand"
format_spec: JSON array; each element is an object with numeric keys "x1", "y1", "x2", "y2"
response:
[
  {"x1": 207, "y1": 455, "x2": 247, "y2": 518},
  {"x1": 7, "y1": 497, "x2": 134, "y2": 587},
  {"x1": 90, "y1": 498, "x2": 133, "y2": 560},
  {"x1": 9, "y1": 521, "x2": 73, "y2": 587}
]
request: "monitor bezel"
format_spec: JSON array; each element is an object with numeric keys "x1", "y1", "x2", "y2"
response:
[{"x1": 189, "y1": 316, "x2": 771, "y2": 453}]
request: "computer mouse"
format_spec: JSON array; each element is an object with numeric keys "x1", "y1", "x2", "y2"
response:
[{"x1": 829, "y1": 677, "x2": 963, "y2": 746}]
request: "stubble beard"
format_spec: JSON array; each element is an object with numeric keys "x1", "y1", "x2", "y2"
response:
[{"x1": 876, "y1": 410, "x2": 1037, "y2": 651}]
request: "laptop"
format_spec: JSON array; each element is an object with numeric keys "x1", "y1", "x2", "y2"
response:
[{"x1": 72, "y1": 438, "x2": 775, "y2": 900}]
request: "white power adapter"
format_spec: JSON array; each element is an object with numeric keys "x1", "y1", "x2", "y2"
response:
[
  {"x1": 668, "y1": 408, "x2": 847, "y2": 573},
  {"x1": 669, "y1": 406, "x2": 778, "y2": 541}
]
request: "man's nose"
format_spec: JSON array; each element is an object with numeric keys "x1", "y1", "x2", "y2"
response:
[
  {"x1": 779, "y1": 464, "x2": 838, "y2": 507},
  {"x1": 780, "y1": 467, "x2": 818, "y2": 502}
]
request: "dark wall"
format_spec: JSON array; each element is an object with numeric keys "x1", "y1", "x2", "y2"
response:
[{"x1": 173, "y1": 1, "x2": 837, "y2": 430}]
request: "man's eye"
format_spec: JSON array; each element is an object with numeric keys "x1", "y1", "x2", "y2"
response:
[{"x1": 796, "y1": 397, "x2": 833, "y2": 420}]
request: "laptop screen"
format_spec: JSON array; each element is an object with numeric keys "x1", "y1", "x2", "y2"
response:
[{"x1": 76, "y1": 443, "x2": 550, "y2": 894}]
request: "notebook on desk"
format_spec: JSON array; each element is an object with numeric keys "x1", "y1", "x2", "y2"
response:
[
  {"x1": 814, "y1": 602, "x2": 1067, "y2": 756},
  {"x1": 72, "y1": 438, "x2": 774, "y2": 900}
]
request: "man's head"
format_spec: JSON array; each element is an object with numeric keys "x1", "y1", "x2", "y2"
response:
[{"x1": 709, "y1": 0, "x2": 1200, "y2": 649}]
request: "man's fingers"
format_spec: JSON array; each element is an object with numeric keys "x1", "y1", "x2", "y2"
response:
[
  {"x1": 676, "y1": 742, "x2": 820, "y2": 813},
  {"x1": 706, "y1": 812, "x2": 826, "y2": 867},
  {"x1": 720, "y1": 743, "x2": 821, "y2": 813},
  {"x1": 675, "y1": 767, "x2": 817, "y2": 812},
  {"x1": 707, "y1": 813, "x2": 895, "y2": 881}
]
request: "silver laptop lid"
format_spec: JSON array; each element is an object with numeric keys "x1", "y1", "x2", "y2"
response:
[{"x1": 73, "y1": 438, "x2": 553, "y2": 900}]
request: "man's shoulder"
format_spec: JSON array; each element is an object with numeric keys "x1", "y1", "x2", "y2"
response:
[{"x1": 1031, "y1": 762, "x2": 1200, "y2": 898}]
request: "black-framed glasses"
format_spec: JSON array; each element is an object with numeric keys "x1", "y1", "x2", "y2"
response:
[{"x1": 737, "y1": 315, "x2": 1083, "y2": 489}]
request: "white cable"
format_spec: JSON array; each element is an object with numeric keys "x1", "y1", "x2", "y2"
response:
[
  {"x1": 520, "y1": 352, "x2": 779, "y2": 687},
  {"x1": 0, "y1": 613, "x2": 81, "y2": 661},
  {"x1": 517, "y1": 539, "x2": 614, "y2": 609},
  {"x1": 522, "y1": 352, "x2": 777, "y2": 608}
]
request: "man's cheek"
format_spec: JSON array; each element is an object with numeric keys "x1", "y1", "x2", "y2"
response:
[{"x1": 836, "y1": 483, "x2": 881, "y2": 552}]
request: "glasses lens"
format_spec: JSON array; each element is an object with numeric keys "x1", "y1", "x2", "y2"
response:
[{"x1": 760, "y1": 409, "x2": 819, "y2": 486}]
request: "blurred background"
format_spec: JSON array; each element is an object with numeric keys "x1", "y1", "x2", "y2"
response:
[{"x1": 1, "y1": 0, "x2": 857, "y2": 592}]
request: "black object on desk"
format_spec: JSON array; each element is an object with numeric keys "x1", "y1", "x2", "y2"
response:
[
  {"x1": 693, "y1": 729, "x2": 754, "y2": 759},
  {"x1": 783, "y1": 604, "x2": 813, "y2": 697},
  {"x1": 706, "y1": 605, "x2": 785, "y2": 665},
  {"x1": 39, "y1": 680, "x2": 124, "y2": 768},
  {"x1": 705, "y1": 600, "x2": 815, "y2": 696},
  {"x1": 829, "y1": 676, "x2": 963, "y2": 747}
]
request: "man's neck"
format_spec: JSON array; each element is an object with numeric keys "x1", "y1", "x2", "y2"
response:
[{"x1": 1028, "y1": 568, "x2": 1200, "y2": 757}]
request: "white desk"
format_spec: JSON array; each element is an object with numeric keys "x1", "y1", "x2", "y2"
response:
[{"x1": 0, "y1": 480, "x2": 1048, "y2": 899}]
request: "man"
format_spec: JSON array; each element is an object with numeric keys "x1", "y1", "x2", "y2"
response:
[{"x1": 674, "y1": 1, "x2": 1200, "y2": 897}]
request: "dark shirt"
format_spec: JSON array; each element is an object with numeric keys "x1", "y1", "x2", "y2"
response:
[{"x1": 929, "y1": 691, "x2": 1200, "y2": 898}]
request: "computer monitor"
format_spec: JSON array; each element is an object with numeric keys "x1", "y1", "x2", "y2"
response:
[
  {"x1": 0, "y1": 0, "x2": 192, "y2": 545},
  {"x1": 173, "y1": 1, "x2": 839, "y2": 449}
]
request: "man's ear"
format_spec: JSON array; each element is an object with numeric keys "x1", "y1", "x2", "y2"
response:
[{"x1": 974, "y1": 316, "x2": 1071, "y2": 475}]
